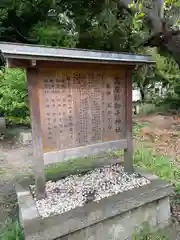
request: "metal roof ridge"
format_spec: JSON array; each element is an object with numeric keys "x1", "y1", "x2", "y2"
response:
[
  {"x1": 0, "y1": 42, "x2": 155, "y2": 64},
  {"x1": 0, "y1": 41, "x2": 153, "y2": 57}
]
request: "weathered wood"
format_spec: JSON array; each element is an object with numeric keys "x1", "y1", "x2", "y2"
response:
[
  {"x1": 36, "y1": 61, "x2": 135, "y2": 70},
  {"x1": 44, "y1": 139, "x2": 128, "y2": 165},
  {"x1": 6, "y1": 58, "x2": 148, "y2": 70},
  {"x1": 26, "y1": 68, "x2": 46, "y2": 199},
  {"x1": 0, "y1": 50, "x2": 5, "y2": 66},
  {"x1": 7, "y1": 58, "x2": 30, "y2": 68},
  {"x1": 124, "y1": 70, "x2": 134, "y2": 173},
  {"x1": 39, "y1": 68, "x2": 125, "y2": 152}
]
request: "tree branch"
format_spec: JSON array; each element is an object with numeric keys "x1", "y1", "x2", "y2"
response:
[
  {"x1": 119, "y1": 0, "x2": 164, "y2": 32},
  {"x1": 11, "y1": 24, "x2": 38, "y2": 44},
  {"x1": 119, "y1": 0, "x2": 180, "y2": 67}
]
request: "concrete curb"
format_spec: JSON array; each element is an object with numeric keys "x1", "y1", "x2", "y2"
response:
[{"x1": 16, "y1": 171, "x2": 173, "y2": 240}]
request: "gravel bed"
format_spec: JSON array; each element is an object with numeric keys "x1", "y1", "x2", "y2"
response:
[{"x1": 30, "y1": 164, "x2": 151, "y2": 218}]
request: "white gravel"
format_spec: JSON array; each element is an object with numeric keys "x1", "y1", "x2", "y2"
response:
[{"x1": 30, "y1": 164, "x2": 150, "y2": 218}]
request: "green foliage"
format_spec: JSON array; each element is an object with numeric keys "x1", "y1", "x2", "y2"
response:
[
  {"x1": 50, "y1": 0, "x2": 148, "y2": 51},
  {"x1": 134, "y1": 146, "x2": 180, "y2": 192},
  {"x1": 133, "y1": 47, "x2": 180, "y2": 106},
  {"x1": 0, "y1": 0, "x2": 52, "y2": 42},
  {"x1": 30, "y1": 13, "x2": 78, "y2": 47},
  {"x1": 0, "y1": 219, "x2": 24, "y2": 240},
  {"x1": 133, "y1": 64, "x2": 156, "y2": 101},
  {"x1": 152, "y1": 48, "x2": 180, "y2": 86},
  {"x1": 45, "y1": 156, "x2": 102, "y2": 181},
  {"x1": 0, "y1": 0, "x2": 180, "y2": 120},
  {"x1": 0, "y1": 68, "x2": 30, "y2": 125},
  {"x1": 133, "y1": 222, "x2": 170, "y2": 240},
  {"x1": 45, "y1": 151, "x2": 123, "y2": 181},
  {"x1": 17, "y1": 141, "x2": 180, "y2": 193},
  {"x1": 152, "y1": 48, "x2": 180, "y2": 109},
  {"x1": 156, "y1": 92, "x2": 180, "y2": 109}
]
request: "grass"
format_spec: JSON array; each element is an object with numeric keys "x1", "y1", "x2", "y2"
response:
[
  {"x1": 135, "y1": 146, "x2": 180, "y2": 189},
  {"x1": 134, "y1": 103, "x2": 167, "y2": 117},
  {"x1": 132, "y1": 222, "x2": 173, "y2": 240},
  {"x1": 0, "y1": 220, "x2": 171, "y2": 240},
  {"x1": 45, "y1": 150, "x2": 125, "y2": 181},
  {"x1": 2, "y1": 137, "x2": 180, "y2": 239},
  {"x1": 138, "y1": 103, "x2": 157, "y2": 116},
  {"x1": 132, "y1": 121, "x2": 180, "y2": 193},
  {"x1": 134, "y1": 145, "x2": 180, "y2": 193},
  {"x1": 45, "y1": 154, "x2": 112, "y2": 181},
  {"x1": 0, "y1": 219, "x2": 24, "y2": 240},
  {"x1": 15, "y1": 150, "x2": 124, "y2": 184},
  {"x1": 0, "y1": 168, "x2": 6, "y2": 175},
  {"x1": 133, "y1": 121, "x2": 149, "y2": 136}
]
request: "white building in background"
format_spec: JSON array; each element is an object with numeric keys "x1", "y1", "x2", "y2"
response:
[
  {"x1": 154, "y1": 82, "x2": 167, "y2": 96},
  {"x1": 132, "y1": 82, "x2": 167, "y2": 103},
  {"x1": 133, "y1": 89, "x2": 141, "y2": 102},
  {"x1": 132, "y1": 89, "x2": 141, "y2": 115}
]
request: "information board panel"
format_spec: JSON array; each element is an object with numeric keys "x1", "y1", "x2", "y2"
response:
[{"x1": 39, "y1": 68, "x2": 126, "y2": 152}]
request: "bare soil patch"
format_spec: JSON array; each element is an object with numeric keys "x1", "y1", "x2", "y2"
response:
[
  {"x1": 136, "y1": 113, "x2": 180, "y2": 239},
  {"x1": 137, "y1": 114, "x2": 180, "y2": 163},
  {"x1": 0, "y1": 137, "x2": 33, "y2": 225}
]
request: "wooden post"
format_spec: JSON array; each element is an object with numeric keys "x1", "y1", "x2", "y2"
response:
[
  {"x1": 26, "y1": 68, "x2": 46, "y2": 199},
  {"x1": 124, "y1": 70, "x2": 134, "y2": 173}
]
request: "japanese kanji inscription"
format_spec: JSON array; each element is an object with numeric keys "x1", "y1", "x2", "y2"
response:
[{"x1": 40, "y1": 69, "x2": 126, "y2": 152}]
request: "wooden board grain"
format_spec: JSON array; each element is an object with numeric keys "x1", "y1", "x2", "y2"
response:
[
  {"x1": 38, "y1": 67, "x2": 126, "y2": 153},
  {"x1": 124, "y1": 70, "x2": 134, "y2": 173},
  {"x1": 26, "y1": 68, "x2": 46, "y2": 199}
]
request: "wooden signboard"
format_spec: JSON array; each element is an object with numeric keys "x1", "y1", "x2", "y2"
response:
[
  {"x1": 38, "y1": 68, "x2": 126, "y2": 152},
  {"x1": 0, "y1": 42, "x2": 153, "y2": 198}
]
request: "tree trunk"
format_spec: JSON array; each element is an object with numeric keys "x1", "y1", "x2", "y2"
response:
[
  {"x1": 140, "y1": 88, "x2": 145, "y2": 102},
  {"x1": 119, "y1": 0, "x2": 180, "y2": 67},
  {"x1": 143, "y1": 30, "x2": 180, "y2": 67},
  {"x1": 0, "y1": 50, "x2": 5, "y2": 66}
]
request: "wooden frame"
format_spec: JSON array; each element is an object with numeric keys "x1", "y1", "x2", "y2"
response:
[
  {"x1": 26, "y1": 68, "x2": 46, "y2": 199},
  {"x1": 124, "y1": 70, "x2": 134, "y2": 173}
]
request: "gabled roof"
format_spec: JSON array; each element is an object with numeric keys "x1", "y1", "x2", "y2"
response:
[{"x1": 0, "y1": 42, "x2": 155, "y2": 65}]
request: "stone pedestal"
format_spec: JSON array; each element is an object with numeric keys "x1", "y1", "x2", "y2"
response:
[{"x1": 16, "y1": 171, "x2": 173, "y2": 240}]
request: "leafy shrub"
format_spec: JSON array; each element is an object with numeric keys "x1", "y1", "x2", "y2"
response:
[
  {"x1": 30, "y1": 12, "x2": 78, "y2": 48},
  {"x1": 156, "y1": 92, "x2": 180, "y2": 110},
  {"x1": 0, "y1": 68, "x2": 30, "y2": 125}
]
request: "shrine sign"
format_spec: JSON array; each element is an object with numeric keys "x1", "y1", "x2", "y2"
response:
[{"x1": 0, "y1": 42, "x2": 154, "y2": 199}]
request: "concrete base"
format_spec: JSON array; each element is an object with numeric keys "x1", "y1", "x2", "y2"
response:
[
  {"x1": 4, "y1": 127, "x2": 32, "y2": 145},
  {"x1": 16, "y1": 171, "x2": 173, "y2": 240}
]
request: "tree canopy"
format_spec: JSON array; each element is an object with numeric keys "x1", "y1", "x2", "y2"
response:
[
  {"x1": 0, "y1": 0, "x2": 180, "y2": 54},
  {"x1": 0, "y1": 0, "x2": 180, "y2": 124}
]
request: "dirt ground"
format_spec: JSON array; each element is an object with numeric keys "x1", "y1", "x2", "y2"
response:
[
  {"x1": 0, "y1": 113, "x2": 180, "y2": 236},
  {"x1": 137, "y1": 114, "x2": 180, "y2": 163},
  {"x1": 0, "y1": 141, "x2": 33, "y2": 224},
  {"x1": 136, "y1": 114, "x2": 180, "y2": 238}
]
